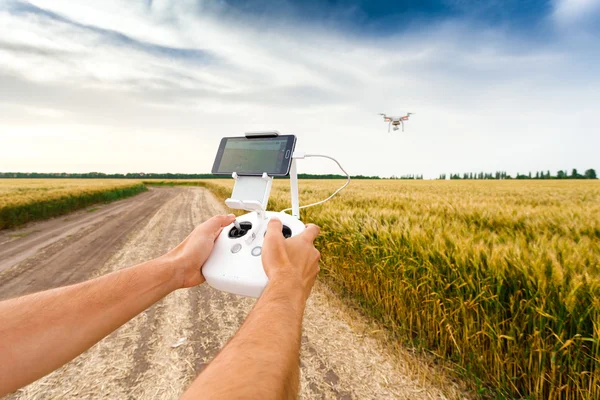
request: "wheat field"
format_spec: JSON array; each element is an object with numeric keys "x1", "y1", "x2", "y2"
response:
[{"x1": 186, "y1": 179, "x2": 600, "y2": 399}]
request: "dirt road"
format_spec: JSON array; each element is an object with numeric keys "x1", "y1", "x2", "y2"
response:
[{"x1": 0, "y1": 187, "x2": 467, "y2": 399}]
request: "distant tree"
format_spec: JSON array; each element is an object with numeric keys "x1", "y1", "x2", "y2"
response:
[
  {"x1": 516, "y1": 172, "x2": 530, "y2": 179},
  {"x1": 584, "y1": 169, "x2": 597, "y2": 179},
  {"x1": 571, "y1": 169, "x2": 580, "y2": 179},
  {"x1": 557, "y1": 170, "x2": 567, "y2": 179}
]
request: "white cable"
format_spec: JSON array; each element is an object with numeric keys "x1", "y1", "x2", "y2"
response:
[{"x1": 281, "y1": 154, "x2": 350, "y2": 214}]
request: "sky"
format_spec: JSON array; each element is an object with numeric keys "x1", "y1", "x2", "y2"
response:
[{"x1": 0, "y1": 0, "x2": 599, "y2": 178}]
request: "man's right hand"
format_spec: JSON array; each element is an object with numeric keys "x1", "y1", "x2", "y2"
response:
[{"x1": 261, "y1": 217, "x2": 321, "y2": 300}]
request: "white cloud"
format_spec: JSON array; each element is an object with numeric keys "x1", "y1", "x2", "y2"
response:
[
  {"x1": 553, "y1": 0, "x2": 600, "y2": 26},
  {"x1": 0, "y1": 1, "x2": 599, "y2": 177}
]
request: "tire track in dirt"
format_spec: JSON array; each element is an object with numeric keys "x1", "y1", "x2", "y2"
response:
[{"x1": 2, "y1": 187, "x2": 470, "y2": 400}]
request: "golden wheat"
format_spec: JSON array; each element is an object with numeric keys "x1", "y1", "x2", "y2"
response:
[{"x1": 186, "y1": 179, "x2": 600, "y2": 399}]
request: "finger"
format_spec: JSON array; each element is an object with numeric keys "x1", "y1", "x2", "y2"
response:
[
  {"x1": 205, "y1": 214, "x2": 235, "y2": 227},
  {"x1": 300, "y1": 224, "x2": 321, "y2": 243},
  {"x1": 264, "y1": 217, "x2": 285, "y2": 247},
  {"x1": 220, "y1": 214, "x2": 236, "y2": 226},
  {"x1": 204, "y1": 214, "x2": 236, "y2": 238}
]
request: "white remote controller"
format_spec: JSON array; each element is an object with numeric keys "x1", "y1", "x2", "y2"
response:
[{"x1": 203, "y1": 211, "x2": 305, "y2": 298}]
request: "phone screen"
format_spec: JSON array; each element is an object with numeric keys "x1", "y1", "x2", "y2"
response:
[{"x1": 212, "y1": 135, "x2": 296, "y2": 176}]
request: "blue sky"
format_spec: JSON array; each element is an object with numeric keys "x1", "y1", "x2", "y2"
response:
[
  {"x1": 0, "y1": 0, "x2": 599, "y2": 177},
  {"x1": 219, "y1": 0, "x2": 552, "y2": 28}
]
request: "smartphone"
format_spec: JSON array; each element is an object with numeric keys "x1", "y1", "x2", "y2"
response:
[{"x1": 212, "y1": 135, "x2": 297, "y2": 176}]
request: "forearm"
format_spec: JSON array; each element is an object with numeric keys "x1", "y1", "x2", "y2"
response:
[
  {"x1": 0, "y1": 255, "x2": 180, "y2": 396},
  {"x1": 183, "y1": 278, "x2": 306, "y2": 400}
]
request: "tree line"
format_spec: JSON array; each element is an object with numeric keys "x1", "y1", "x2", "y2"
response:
[
  {"x1": 1, "y1": 169, "x2": 597, "y2": 180},
  {"x1": 439, "y1": 169, "x2": 597, "y2": 180},
  {"x1": 389, "y1": 174, "x2": 424, "y2": 180},
  {"x1": 0, "y1": 172, "x2": 380, "y2": 180}
]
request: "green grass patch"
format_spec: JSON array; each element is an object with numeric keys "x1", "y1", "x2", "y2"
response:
[{"x1": 0, "y1": 183, "x2": 147, "y2": 230}]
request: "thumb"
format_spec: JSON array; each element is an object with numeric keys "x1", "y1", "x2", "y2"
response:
[
  {"x1": 300, "y1": 223, "x2": 321, "y2": 243},
  {"x1": 204, "y1": 214, "x2": 236, "y2": 238},
  {"x1": 264, "y1": 217, "x2": 285, "y2": 248}
]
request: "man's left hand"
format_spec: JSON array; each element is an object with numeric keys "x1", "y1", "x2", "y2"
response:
[{"x1": 166, "y1": 214, "x2": 235, "y2": 288}]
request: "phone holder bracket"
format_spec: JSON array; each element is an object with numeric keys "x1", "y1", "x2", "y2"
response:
[
  {"x1": 224, "y1": 156, "x2": 300, "y2": 221},
  {"x1": 225, "y1": 172, "x2": 273, "y2": 220}
]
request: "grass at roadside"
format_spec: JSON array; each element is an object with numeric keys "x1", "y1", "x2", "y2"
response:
[{"x1": 0, "y1": 179, "x2": 147, "y2": 230}]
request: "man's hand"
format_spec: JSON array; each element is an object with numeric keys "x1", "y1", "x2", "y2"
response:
[
  {"x1": 166, "y1": 214, "x2": 235, "y2": 289},
  {"x1": 0, "y1": 213, "x2": 238, "y2": 396},
  {"x1": 261, "y1": 217, "x2": 321, "y2": 300},
  {"x1": 0, "y1": 215, "x2": 238, "y2": 396}
]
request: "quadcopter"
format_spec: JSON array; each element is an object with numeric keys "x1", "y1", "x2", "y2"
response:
[{"x1": 378, "y1": 112, "x2": 415, "y2": 132}]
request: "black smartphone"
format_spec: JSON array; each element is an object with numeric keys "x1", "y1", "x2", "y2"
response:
[{"x1": 212, "y1": 135, "x2": 297, "y2": 176}]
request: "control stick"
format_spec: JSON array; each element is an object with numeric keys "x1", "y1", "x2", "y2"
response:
[{"x1": 233, "y1": 219, "x2": 242, "y2": 230}]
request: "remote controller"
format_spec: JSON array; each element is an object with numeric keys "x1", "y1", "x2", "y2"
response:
[
  {"x1": 203, "y1": 211, "x2": 305, "y2": 298},
  {"x1": 204, "y1": 131, "x2": 348, "y2": 298}
]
